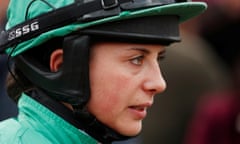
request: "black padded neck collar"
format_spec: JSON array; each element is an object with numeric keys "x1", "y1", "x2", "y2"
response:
[{"x1": 28, "y1": 89, "x2": 132, "y2": 144}]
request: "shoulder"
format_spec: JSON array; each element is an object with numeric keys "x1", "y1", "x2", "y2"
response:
[{"x1": 0, "y1": 118, "x2": 52, "y2": 144}]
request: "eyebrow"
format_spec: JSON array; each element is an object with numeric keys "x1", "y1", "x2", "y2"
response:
[
  {"x1": 159, "y1": 49, "x2": 166, "y2": 56},
  {"x1": 128, "y1": 47, "x2": 165, "y2": 56},
  {"x1": 128, "y1": 47, "x2": 150, "y2": 54}
]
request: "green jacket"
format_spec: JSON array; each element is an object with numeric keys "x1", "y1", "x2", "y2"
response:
[{"x1": 0, "y1": 93, "x2": 98, "y2": 144}]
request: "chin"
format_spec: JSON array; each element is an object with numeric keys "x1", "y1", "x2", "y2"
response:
[{"x1": 118, "y1": 122, "x2": 142, "y2": 137}]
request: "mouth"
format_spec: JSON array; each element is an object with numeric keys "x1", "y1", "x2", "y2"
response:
[
  {"x1": 129, "y1": 106, "x2": 146, "y2": 111},
  {"x1": 128, "y1": 103, "x2": 152, "y2": 119}
]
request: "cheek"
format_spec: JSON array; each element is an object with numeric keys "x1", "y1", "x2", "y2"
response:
[
  {"x1": 89, "y1": 72, "x2": 131, "y2": 112},
  {"x1": 88, "y1": 66, "x2": 136, "y2": 122},
  {"x1": 88, "y1": 56, "x2": 142, "y2": 135}
]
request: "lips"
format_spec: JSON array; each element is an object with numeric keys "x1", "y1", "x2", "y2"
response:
[{"x1": 128, "y1": 103, "x2": 152, "y2": 119}]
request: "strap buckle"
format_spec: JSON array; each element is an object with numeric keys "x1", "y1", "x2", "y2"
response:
[{"x1": 101, "y1": 0, "x2": 119, "y2": 9}]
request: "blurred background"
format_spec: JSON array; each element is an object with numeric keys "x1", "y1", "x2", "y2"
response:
[
  {"x1": 142, "y1": 0, "x2": 240, "y2": 144},
  {"x1": 1, "y1": 0, "x2": 240, "y2": 144},
  {"x1": 0, "y1": 0, "x2": 18, "y2": 121}
]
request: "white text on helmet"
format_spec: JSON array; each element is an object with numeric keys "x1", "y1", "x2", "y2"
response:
[{"x1": 8, "y1": 21, "x2": 39, "y2": 41}]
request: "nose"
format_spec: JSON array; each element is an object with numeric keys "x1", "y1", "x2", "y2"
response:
[{"x1": 143, "y1": 63, "x2": 166, "y2": 95}]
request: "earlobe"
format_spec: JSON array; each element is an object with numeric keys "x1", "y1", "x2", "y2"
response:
[{"x1": 50, "y1": 49, "x2": 63, "y2": 72}]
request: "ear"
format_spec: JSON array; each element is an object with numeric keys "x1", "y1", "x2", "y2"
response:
[{"x1": 50, "y1": 49, "x2": 63, "y2": 72}]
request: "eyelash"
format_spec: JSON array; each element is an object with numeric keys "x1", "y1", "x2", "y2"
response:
[
  {"x1": 158, "y1": 55, "x2": 165, "y2": 62},
  {"x1": 130, "y1": 54, "x2": 165, "y2": 66},
  {"x1": 130, "y1": 55, "x2": 144, "y2": 65}
]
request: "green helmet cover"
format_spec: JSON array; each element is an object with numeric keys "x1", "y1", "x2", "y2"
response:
[{"x1": 5, "y1": 0, "x2": 207, "y2": 56}]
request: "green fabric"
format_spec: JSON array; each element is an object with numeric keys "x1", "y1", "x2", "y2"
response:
[
  {"x1": 0, "y1": 94, "x2": 98, "y2": 144},
  {"x1": 5, "y1": 0, "x2": 207, "y2": 56}
]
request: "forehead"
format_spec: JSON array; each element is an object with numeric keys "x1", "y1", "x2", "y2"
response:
[{"x1": 90, "y1": 42, "x2": 165, "y2": 55}]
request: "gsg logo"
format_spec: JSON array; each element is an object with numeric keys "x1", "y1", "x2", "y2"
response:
[{"x1": 8, "y1": 21, "x2": 39, "y2": 41}]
